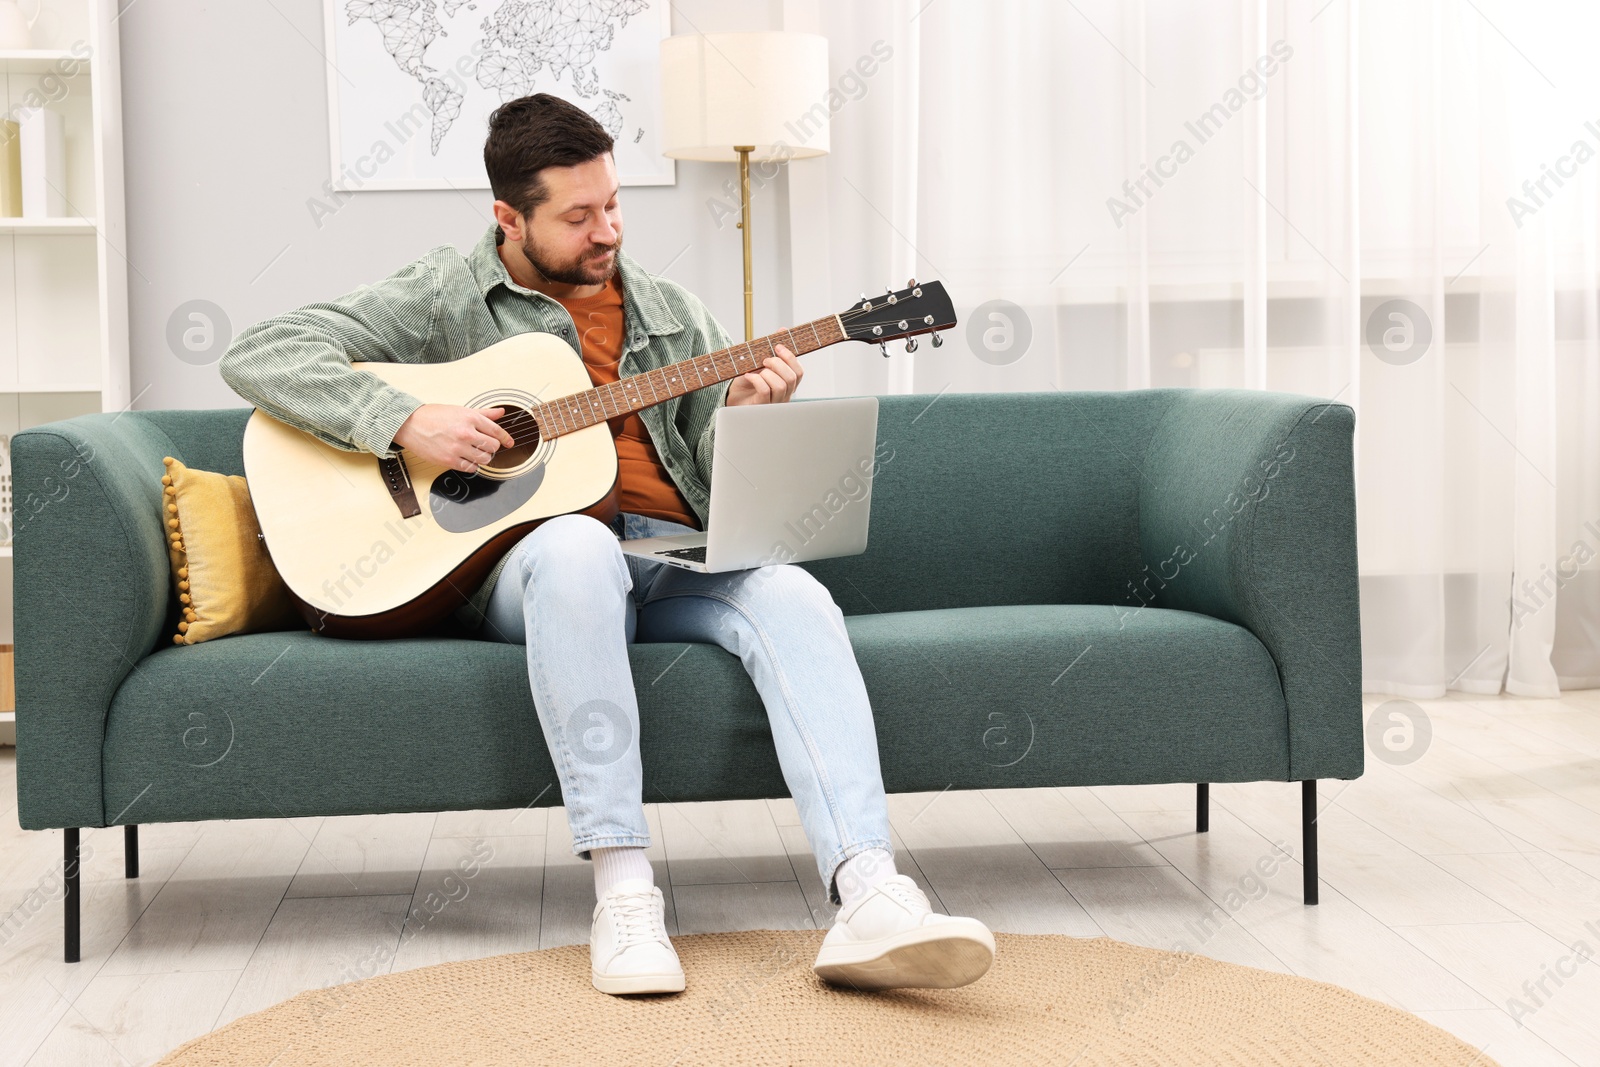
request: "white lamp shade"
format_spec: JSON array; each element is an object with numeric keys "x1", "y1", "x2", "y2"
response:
[{"x1": 660, "y1": 31, "x2": 830, "y2": 163}]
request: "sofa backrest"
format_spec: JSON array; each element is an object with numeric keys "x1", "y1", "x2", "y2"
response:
[
  {"x1": 800, "y1": 391, "x2": 1174, "y2": 615},
  {"x1": 13, "y1": 392, "x2": 1180, "y2": 656},
  {"x1": 119, "y1": 393, "x2": 1181, "y2": 618},
  {"x1": 135, "y1": 408, "x2": 253, "y2": 476}
]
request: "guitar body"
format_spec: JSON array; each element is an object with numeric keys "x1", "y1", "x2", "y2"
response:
[{"x1": 243, "y1": 333, "x2": 620, "y2": 638}]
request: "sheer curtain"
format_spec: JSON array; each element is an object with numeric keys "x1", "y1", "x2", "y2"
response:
[{"x1": 783, "y1": 0, "x2": 1600, "y2": 697}]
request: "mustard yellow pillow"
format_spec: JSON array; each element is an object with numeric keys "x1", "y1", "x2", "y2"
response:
[{"x1": 162, "y1": 456, "x2": 303, "y2": 645}]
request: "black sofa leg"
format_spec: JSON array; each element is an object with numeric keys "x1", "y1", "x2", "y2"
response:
[
  {"x1": 1196, "y1": 783, "x2": 1209, "y2": 833},
  {"x1": 1302, "y1": 780, "x2": 1319, "y2": 905},
  {"x1": 125, "y1": 825, "x2": 140, "y2": 879},
  {"x1": 64, "y1": 828, "x2": 81, "y2": 963}
]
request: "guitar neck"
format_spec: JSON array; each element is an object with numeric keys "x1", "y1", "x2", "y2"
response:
[{"x1": 530, "y1": 313, "x2": 847, "y2": 440}]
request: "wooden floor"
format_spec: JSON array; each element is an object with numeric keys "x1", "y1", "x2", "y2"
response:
[{"x1": 2, "y1": 691, "x2": 1598, "y2": 1066}]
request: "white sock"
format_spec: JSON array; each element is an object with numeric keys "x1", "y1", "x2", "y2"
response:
[
  {"x1": 591, "y1": 845, "x2": 655, "y2": 899},
  {"x1": 834, "y1": 847, "x2": 897, "y2": 909}
]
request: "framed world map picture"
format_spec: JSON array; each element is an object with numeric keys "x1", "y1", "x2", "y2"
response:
[{"x1": 321, "y1": 0, "x2": 676, "y2": 191}]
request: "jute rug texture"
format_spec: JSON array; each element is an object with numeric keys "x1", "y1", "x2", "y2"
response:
[{"x1": 155, "y1": 930, "x2": 1499, "y2": 1066}]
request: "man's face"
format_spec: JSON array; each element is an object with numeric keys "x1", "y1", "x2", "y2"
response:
[{"x1": 515, "y1": 153, "x2": 623, "y2": 287}]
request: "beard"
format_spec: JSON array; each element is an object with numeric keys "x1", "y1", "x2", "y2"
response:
[{"x1": 521, "y1": 231, "x2": 622, "y2": 287}]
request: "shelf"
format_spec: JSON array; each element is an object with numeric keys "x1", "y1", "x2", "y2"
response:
[
  {"x1": 0, "y1": 217, "x2": 97, "y2": 234},
  {"x1": 0, "y1": 49, "x2": 90, "y2": 75}
]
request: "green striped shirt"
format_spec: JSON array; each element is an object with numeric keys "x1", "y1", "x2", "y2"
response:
[{"x1": 219, "y1": 223, "x2": 735, "y2": 633}]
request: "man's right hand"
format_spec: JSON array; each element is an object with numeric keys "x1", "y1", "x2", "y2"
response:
[{"x1": 393, "y1": 404, "x2": 517, "y2": 472}]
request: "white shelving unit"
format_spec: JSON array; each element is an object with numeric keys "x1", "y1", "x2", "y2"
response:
[{"x1": 0, "y1": 1, "x2": 130, "y2": 743}]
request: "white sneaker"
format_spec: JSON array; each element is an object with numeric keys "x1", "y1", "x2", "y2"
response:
[
  {"x1": 813, "y1": 874, "x2": 996, "y2": 991},
  {"x1": 590, "y1": 877, "x2": 685, "y2": 995}
]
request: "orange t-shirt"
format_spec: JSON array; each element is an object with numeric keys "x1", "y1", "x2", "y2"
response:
[{"x1": 553, "y1": 272, "x2": 701, "y2": 529}]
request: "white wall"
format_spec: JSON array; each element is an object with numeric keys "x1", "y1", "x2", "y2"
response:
[{"x1": 117, "y1": 0, "x2": 794, "y2": 413}]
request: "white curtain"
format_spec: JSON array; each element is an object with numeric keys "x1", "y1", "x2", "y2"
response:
[{"x1": 784, "y1": 0, "x2": 1600, "y2": 698}]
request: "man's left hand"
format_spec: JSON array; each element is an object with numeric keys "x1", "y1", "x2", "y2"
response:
[{"x1": 726, "y1": 344, "x2": 802, "y2": 405}]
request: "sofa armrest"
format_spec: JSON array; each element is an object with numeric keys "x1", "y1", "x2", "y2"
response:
[
  {"x1": 1135, "y1": 389, "x2": 1363, "y2": 781},
  {"x1": 13, "y1": 416, "x2": 177, "y2": 829}
]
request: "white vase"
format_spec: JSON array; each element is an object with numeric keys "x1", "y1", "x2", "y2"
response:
[{"x1": 0, "y1": 1, "x2": 40, "y2": 50}]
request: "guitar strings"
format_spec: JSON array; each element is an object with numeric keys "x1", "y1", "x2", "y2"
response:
[{"x1": 463, "y1": 300, "x2": 934, "y2": 446}]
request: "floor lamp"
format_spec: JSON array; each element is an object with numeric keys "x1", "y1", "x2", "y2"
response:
[{"x1": 659, "y1": 31, "x2": 830, "y2": 341}]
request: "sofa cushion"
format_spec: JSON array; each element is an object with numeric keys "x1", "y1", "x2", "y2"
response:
[
  {"x1": 101, "y1": 604, "x2": 1287, "y2": 826},
  {"x1": 160, "y1": 455, "x2": 301, "y2": 645},
  {"x1": 840, "y1": 604, "x2": 1289, "y2": 790}
]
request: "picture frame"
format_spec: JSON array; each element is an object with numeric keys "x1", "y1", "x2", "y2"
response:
[{"x1": 321, "y1": 0, "x2": 676, "y2": 192}]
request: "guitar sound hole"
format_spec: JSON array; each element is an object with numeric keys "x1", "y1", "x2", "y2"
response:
[{"x1": 480, "y1": 406, "x2": 540, "y2": 473}]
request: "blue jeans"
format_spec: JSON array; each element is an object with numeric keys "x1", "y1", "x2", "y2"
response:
[{"x1": 478, "y1": 510, "x2": 893, "y2": 905}]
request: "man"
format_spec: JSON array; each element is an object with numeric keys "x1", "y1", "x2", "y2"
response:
[{"x1": 220, "y1": 92, "x2": 995, "y2": 996}]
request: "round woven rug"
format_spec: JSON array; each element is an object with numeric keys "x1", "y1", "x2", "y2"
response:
[{"x1": 156, "y1": 930, "x2": 1497, "y2": 1066}]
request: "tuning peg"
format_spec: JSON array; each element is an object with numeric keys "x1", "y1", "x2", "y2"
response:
[
  {"x1": 930, "y1": 331, "x2": 944, "y2": 347},
  {"x1": 907, "y1": 278, "x2": 917, "y2": 287},
  {"x1": 905, "y1": 337, "x2": 918, "y2": 353},
  {"x1": 879, "y1": 342, "x2": 890, "y2": 358}
]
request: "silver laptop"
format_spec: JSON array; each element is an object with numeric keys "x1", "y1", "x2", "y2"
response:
[{"x1": 619, "y1": 396, "x2": 879, "y2": 572}]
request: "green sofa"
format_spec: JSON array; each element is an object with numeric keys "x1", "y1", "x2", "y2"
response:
[{"x1": 12, "y1": 389, "x2": 1362, "y2": 962}]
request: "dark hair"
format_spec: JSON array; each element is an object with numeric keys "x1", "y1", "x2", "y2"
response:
[{"x1": 484, "y1": 93, "x2": 614, "y2": 240}]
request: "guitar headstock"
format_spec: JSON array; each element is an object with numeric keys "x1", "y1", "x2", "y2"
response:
[{"x1": 839, "y1": 279, "x2": 957, "y2": 353}]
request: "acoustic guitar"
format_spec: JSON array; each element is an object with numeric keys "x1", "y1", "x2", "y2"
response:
[{"x1": 242, "y1": 279, "x2": 957, "y2": 638}]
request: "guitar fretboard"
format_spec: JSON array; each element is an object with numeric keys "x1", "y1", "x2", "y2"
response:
[{"x1": 526, "y1": 314, "x2": 847, "y2": 441}]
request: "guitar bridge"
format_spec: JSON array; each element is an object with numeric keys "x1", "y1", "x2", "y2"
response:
[{"x1": 378, "y1": 453, "x2": 422, "y2": 519}]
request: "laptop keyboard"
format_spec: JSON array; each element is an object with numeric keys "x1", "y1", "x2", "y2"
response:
[{"x1": 658, "y1": 545, "x2": 708, "y2": 563}]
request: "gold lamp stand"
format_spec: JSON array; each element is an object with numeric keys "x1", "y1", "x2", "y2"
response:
[{"x1": 734, "y1": 145, "x2": 754, "y2": 341}]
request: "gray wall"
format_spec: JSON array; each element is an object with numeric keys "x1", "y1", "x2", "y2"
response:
[{"x1": 118, "y1": 0, "x2": 793, "y2": 413}]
